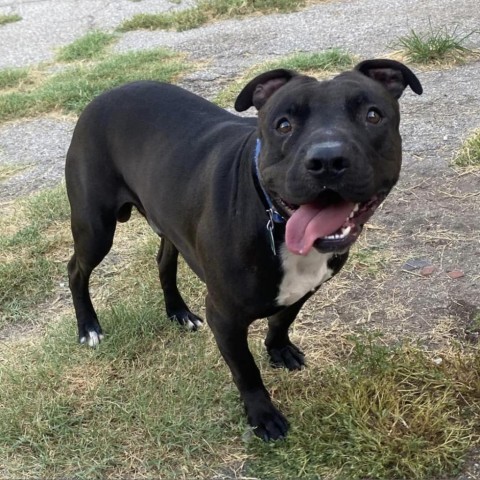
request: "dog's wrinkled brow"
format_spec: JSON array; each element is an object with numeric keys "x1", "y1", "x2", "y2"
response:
[{"x1": 345, "y1": 92, "x2": 371, "y2": 111}]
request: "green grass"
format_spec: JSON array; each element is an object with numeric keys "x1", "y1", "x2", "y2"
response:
[
  {"x1": 56, "y1": 30, "x2": 117, "y2": 62},
  {"x1": 118, "y1": 0, "x2": 307, "y2": 32},
  {"x1": 0, "y1": 301, "x2": 241, "y2": 479},
  {"x1": 452, "y1": 129, "x2": 480, "y2": 170},
  {"x1": 247, "y1": 335, "x2": 480, "y2": 479},
  {"x1": 396, "y1": 24, "x2": 478, "y2": 64},
  {"x1": 216, "y1": 49, "x2": 355, "y2": 108},
  {"x1": 1, "y1": 305, "x2": 479, "y2": 479},
  {"x1": 0, "y1": 184, "x2": 71, "y2": 326},
  {"x1": 0, "y1": 67, "x2": 30, "y2": 90},
  {"x1": 348, "y1": 243, "x2": 389, "y2": 276},
  {"x1": 0, "y1": 13, "x2": 21, "y2": 26},
  {"x1": 1, "y1": 185, "x2": 480, "y2": 478},
  {"x1": 0, "y1": 48, "x2": 191, "y2": 122},
  {"x1": 260, "y1": 49, "x2": 355, "y2": 72},
  {"x1": 1, "y1": 40, "x2": 479, "y2": 478}
]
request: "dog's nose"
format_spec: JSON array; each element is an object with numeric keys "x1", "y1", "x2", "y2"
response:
[{"x1": 305, "y1": 141, "x2": 350, "y2": 178}]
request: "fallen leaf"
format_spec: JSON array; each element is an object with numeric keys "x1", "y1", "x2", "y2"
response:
[
  {"x1": 447, "y1": 269, "x2": 465, "y2": 279},
  {"x1": 420, "y1": 265, "x2": 435, "y2": 276}
]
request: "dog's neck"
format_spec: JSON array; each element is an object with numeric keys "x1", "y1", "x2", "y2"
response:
[
  {"x1": 251, "y1": 138, "x2": 286, "y2": 256},
  {"x1": 252, "y1": 138, "x2": 285, "y2": 224}
]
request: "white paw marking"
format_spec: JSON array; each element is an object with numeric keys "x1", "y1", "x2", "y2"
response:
[
  {"x1": 186, "y1": 319, "x2": 195, "y2": 330},
  {"x1": 86, "y1": 331, "x2": 103, "y2": 348},
  {"x1": 193, "y1": 319, "x2": 203, "y2": 328},
  {"x1": 277, "y1": 244, "x2": 334, "y2": 306}
]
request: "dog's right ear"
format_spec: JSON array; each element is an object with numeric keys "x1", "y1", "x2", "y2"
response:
[{"x1": 234, "y1": 69, "x2": 298, "y2": 112}]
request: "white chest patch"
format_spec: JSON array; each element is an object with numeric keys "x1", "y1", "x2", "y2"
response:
[{"x1": 276, "y1": 245, "x2": 334, "y2": 307}]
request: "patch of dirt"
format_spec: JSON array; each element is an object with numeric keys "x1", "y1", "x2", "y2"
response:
[{"x1": 300, "y1": 165, "x2": 479, "y2": 344}]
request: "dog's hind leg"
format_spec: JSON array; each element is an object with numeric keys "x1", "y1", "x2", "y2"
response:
[
  {"x1": 67, "y1": 198, "x2": 117, "y2": 347},
  {"x1": 157, "y1": 237, "x2": 203, "y2": 330},
  {"x1": 265, "y1": 299, "x2": 307, "y2": 370}
]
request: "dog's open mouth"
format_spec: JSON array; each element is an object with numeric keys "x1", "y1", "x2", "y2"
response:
[{"x1": 277, "y1": 190, "x2": 385, "y2": 255}]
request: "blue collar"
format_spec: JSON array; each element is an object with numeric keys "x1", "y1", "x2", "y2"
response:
[
  {"x1": 253, "y1": 139, "x2": 285, "y2": 224},
  {"x1": 252, "y1": 139, "x2": 285, "y2": 256}
]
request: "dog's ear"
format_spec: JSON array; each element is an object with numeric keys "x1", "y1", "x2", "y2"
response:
[
  {"x1": 234, "y1": 69, "x2": 298, "y2": 112},
  {"x1": 355, "y1": 59, "x2": 423, "y2": 99}
]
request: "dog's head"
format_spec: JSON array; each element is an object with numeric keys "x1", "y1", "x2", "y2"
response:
[{"x1": 235, "y1": 59, "x2": 423, "y2": 255}]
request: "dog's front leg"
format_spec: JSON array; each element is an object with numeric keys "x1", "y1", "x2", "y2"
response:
[
  {"x1": 206, "y1": 297, "x2": 289, "y2": 441},
  {"x1": 265, "y1": 299, "x2": 307, "y2": 370}
]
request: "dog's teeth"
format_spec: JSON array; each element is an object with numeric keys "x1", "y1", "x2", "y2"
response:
[
  {"x1": 348, "y1": 203, "x2": 360, "y2": 219},
  {"x1": 324, "y1": 225, "x2": 352, "y2": 242}
]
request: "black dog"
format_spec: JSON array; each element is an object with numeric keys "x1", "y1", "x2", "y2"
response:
[{"x1": 66, "y1": 59, "x2": 422, "y2": 441}]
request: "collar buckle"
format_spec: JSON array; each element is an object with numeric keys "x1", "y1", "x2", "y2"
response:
[{"x1": 266, "y1": 208, "x2": 277, "y2": 256}]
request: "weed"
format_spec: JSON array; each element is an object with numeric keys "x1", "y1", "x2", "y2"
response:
[
  {"x1": 42, "y1": 48, "x2": 188, "y2": 114},
  {"x1": 0, "y1": 184, "x2": 70, "y2": 325},
  {"x1": 118, "y1": 0, "x2": 307, "y2": 32},
  {"x1": 0, "y1": 48, "x2": 191, "y2": 122},
  {"x1": 452, "y1": 129, "x2": 480, "y2": 170},
  {"x1": 25, "y1": 183, "x2": 71, "y2": 227},
  {"x1": 348, "y1": 243, "x2": 388, "y2": 276},
  {"x1": 56, "y1": 30, "x2": 117, "y2": 62},
  {"x1": 216, "y1": 49, "x2": 355, "y2": 108},
  {"x1": 0, "y1": 257, "x2": 58, "y2": 321},
  {"x1": 119, "y1": 9, "x2": 207, "y2": 31},
  {"x1": 0, "y1": 13, "x2": 21, "y2": 26},
  {"x1": 396, "y1": 24, "x2": 478, "y2": 64},
  {"x1": 261, "y1": 49, "x2": 355, "y2": 73},
  {"x1": 0, "y1": 68, "x2": 30, "y2": 90}
]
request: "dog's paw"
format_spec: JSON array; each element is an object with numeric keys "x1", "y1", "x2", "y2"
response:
[
  {"x1": 247, "y1": 402, "x2": 289, "y2": 442},
  {"x1": 79, "y1": 330, "x2": 104, "y2": 348},
  {"x1": 168, "y1": 309, "x2": 203, "y2": 331},
  {"x1": 267, "y1": 343, "x2": 305, "y2": 371}
]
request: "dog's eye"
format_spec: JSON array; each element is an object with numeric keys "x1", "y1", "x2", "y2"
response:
[
  {"x1": 366, "y1": 109, "x2": 382, "y2": 124},
  {"x1": 276, "y1": 118, "x2": 292, "y2": 134}
]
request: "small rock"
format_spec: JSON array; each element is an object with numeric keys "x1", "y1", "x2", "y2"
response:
[
  {"x1": 402, "y1": 258, "x2": 431, "y2": 271},
  {"x1": 447, "y1": 269, "x2": 465, "y2": 279},
  {"x1": 420, "y1": 265, "x2": 435, "y2": 276},
  {"x1": 433, "y1": 357, "x2": 443, "y2": 365}
]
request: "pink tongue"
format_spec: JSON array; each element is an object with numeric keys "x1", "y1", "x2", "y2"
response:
[{"x1": 285, "y1": 201, "x2": 355, "y2": 255}]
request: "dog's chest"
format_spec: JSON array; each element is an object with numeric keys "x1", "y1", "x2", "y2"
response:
[{"x1": 276, "y1": 245, "x2": 334, "y2": 306}]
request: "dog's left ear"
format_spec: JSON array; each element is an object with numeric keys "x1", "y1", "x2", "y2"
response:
[
  {"x1": 355, "y1": 59, "x2": 423, "y2": 99},
  {"x1": 235, "y1": 69, "x2": 298, "y2": 112}
]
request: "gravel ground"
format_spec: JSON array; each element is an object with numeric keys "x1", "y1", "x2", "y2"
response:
[
  {"x1": 0, "y1": 0, "x2": 479, "y2": 202},
  {"x1": 0, "y1": 0, "x2": 479, "y2": 477}
]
